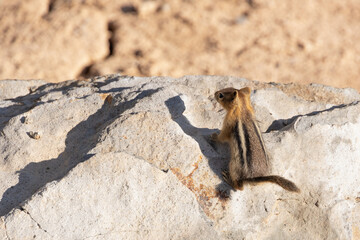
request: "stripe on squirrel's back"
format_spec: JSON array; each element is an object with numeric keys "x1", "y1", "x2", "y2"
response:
[
  {"x1": 242, "y1": 122, "x2": 252, "y2": 169},
  {"x1": 252, "y1": 120, "x2": 267, "y2": 159},
  {"x1": 238, "y1": 121, "x2": 248, "y2": 170},
  {"x1": 234, "y1": 121, "x2": 245, "y2": 166}
]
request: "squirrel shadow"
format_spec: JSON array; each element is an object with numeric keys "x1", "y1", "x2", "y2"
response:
[{"x1": 165, "y1": 95, "x2": 232, "y2": 199}]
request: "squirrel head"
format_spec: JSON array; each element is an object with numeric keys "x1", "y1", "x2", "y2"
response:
[{"x1": 215, "y1": 87, "x2": 254, "y2": 114}]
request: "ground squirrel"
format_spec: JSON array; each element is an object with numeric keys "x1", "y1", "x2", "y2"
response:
[{"x1": 212, "y1": 87, "x2": 299, "y2": 192}]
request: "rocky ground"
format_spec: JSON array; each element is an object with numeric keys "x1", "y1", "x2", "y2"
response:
[
  {"x1": 0, "y1": 75, "x2": 360, "y2": 239},
  {"x1": 1, "y1": 0, "x2": 360, "y2": 91}
]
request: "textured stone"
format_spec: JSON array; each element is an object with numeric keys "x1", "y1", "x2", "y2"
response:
[
  {"x1": 0, "y1": 79, "x2": 45, "y2": 99},
  {"x1": 4, "y1": 153, "x2": 217, "y2": 240},
  {"x1": 0, "y1": 75, "x2": 359, "y2": 239}
]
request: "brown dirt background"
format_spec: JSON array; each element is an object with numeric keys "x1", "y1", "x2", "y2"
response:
[{"x1": 1, "y1": 0, "x2": 360, "y2": 91}]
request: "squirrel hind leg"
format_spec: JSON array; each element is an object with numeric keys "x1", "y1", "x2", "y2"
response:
[
  {"x1": 221, "y1": 170, "x2": 233, "y2": 187},
  {"x1": 235, "y1": 180, "x2": 244, "y2": 191},
  {"x1": 222, "y1": 170, "x2": 244, "y2": 191}
]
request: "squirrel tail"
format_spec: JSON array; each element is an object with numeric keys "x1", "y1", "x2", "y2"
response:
[{"x1": 243, "y1": 175, "x2": 300, "y2": 193}]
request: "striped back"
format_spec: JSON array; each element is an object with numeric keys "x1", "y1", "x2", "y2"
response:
[{"x1": 231, "y1": 116, "x2": 269, "y2": 178}]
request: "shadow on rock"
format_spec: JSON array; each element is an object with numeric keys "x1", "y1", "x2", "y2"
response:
[
  {"x1": 0, "y1": 87, "x2": 160, "y2": 216},
  {"x1": 165, "y1": 95, "x2": 232, "y2": 199},
  {"x1": 0, "y1": 76, "x2": 124, "y2": 132},
  {"x1": 266, "y1": 103, "x2": 351, "y2": 132}
]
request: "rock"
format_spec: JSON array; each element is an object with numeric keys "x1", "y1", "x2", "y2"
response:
[
  {"x1": 0, "y1": 79, "x2": 45, "y2": 99},
  {"x1": 0, "y1": 75, "x2": 359, "y2": 239},
  {"x1": 4, "y1": 153, "x2": 218, "y2": 240}
]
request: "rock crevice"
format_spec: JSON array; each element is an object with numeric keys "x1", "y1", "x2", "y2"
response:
[{"x1": 19, "y1": 207, "x2": 52, "y2": 237}]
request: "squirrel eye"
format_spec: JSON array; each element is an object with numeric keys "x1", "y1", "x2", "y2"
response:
[
  {"x1": 233, "y1": 91, "x2": 237, "y2": 96},
  {"x1": 218, "y1": 93, "x2": 224, "y2": 99}
]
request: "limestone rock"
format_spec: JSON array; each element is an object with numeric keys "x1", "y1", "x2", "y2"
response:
[
  {"x1": 0, "y1": 79, "x2": 45, "y2": 99},
  {"x1": 0, "y1": 75, "x2": 359, "y2": 239},
  {"x1": 4, "y1": 153, "x2": 217, "y2": 240}
]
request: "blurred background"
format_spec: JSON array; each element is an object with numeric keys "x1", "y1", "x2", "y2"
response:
[{"x1": 1, "y1": 0, "x2": 359, "y2": 91}]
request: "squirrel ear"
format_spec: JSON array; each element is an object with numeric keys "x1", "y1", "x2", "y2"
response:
[{"x1": 239, "y1": 87, "x2": 251, "y2": 96}]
